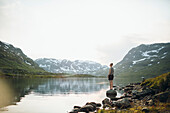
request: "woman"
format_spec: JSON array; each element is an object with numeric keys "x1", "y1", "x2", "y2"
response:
[{"x1": 108, "y1": 63, "x2": 114, "y2": 90}]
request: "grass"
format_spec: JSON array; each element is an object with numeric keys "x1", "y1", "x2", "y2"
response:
[
  {"x1": 0, "y1": 72, "x2": 66, "y2": 78},
  {"x1": 140, "y1": 72, "x2": 170, "y2": 91}
]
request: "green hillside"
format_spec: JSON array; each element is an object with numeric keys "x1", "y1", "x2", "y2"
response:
[
  {"x1": 141, "y1": 72, "x2": 170, "y2": 92},
  {"x1": 0, "y1": 41, "x2": 49, "y2": 76}
]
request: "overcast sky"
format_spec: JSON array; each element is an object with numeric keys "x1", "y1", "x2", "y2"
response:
[{"x1": 0, "y1": 0, "x2": 170, "y2": 65}]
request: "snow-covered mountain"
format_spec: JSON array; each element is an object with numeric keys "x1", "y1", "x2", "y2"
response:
[
  {"x1": 114, "y1": 43, "x2": 170, "y2": 78},
  {"x1": 35, "y1": 58, "x2": 109, "y2": 76}
]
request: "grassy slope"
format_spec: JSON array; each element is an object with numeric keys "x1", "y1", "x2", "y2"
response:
[
  {"x1": 0, "y1": 42, "x2": 64, "y2": 77},
  {"x1": 140, "y1": 72, "x2": 170, "y2": 91}
]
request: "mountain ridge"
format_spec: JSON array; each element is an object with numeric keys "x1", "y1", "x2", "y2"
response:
[
  {"x1": 35, "y1": 58, "x2": 109, "y2": 76},
  {"x1": 114, "y1": 42, "x2": 170, "y2": 79}
]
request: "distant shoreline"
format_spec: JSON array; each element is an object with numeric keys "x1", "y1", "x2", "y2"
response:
[{"x1": 0, "y1": 73, "x2": 105, "y2": 78}]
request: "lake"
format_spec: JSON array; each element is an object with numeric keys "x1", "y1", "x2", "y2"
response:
[{"x1": 0, "y1": 77, "x2": 142, "y2": 113}]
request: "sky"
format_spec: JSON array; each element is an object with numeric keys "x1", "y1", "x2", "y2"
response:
[{"x1": 0, "y1": 0, "x2": 170, "y2": 65}]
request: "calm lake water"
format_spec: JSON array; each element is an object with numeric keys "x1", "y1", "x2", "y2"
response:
[{"x1": 0, "y1": 77, "x2": 142, "y2": 113}]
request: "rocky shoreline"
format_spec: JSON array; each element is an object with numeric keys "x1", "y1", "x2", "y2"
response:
[{"x1": 69, "y1": 72, "x2": 170, "y2": 113}]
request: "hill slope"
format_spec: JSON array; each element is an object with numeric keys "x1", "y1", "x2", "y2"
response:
[
  {"x1": 114, "y1": 43, "x2": 170, "y2": 78},
  {"x1": 0, "y1": 41, "x2": 46, "y2": 75},
  {"x1": 35, "y1": 58, "x2": 109, "y2": 76}
]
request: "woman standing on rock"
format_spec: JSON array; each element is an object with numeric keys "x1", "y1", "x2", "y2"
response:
[{"x1": 108, "y1": 63, "x2": 114, "y2": 90}]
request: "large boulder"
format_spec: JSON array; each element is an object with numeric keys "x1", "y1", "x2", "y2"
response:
[
  {"x1": 113, "y1": 98, "x2": 131, "y2": 108},
  {"x1": 69, "y1": 108, "x2": 80, "y2": 113},
  {"x1": 106, "y1": 89, "x2": 117, "y2": 100},
  {"x1": 102, "y1": 98, "x2": 110, "y2": 105},
  {"x1": 80, "y1": 105, "x2": 95, "y2": 112},
  {"x1": 70, "y1": 102, "x2": 100, "y2": 113}
]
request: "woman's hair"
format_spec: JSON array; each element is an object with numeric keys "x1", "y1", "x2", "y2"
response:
[{"x1": 110, "y1": 63, "x2": 113, "y2": 66}]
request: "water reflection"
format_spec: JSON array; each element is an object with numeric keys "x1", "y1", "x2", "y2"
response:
[
  {"x1": 0, "y1": 77, "x2": 142, "y2": 110},
  {"x1": 0, "y1": 78, "x2": 109, "y2": 108},
  {"x1": 34, "y1": 78, "x2": 109, "y2": 95}
]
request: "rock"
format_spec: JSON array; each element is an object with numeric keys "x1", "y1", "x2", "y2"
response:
[
  {"x1": 118, "y1": 88, "x2": 122, "y2": 90},
  {"x1": 133, "y1": 82, "x2": 141, "y2": 85},
  {"x1": 85, "y1": 102, "x2": 97, "y2": 111},
  {"x1": 106, "y1": 89, "x2": 117, "y2": 99},
  {"x1": 132, "y1": 89, "x2": 154, "y2": 99},
  {"x1": 124, "y1": 87, "x2": 133, "y2": 92},
  {"x1": 125, "y1": 94, "x2": 132, "y2": 98},
  {"x1": 113, "y1": 98, "x2": 131, "y2": 108},
  {"x1": 142, "y1": 77, "x2": 145, "y2": 82},
  {"x1": 80, "y1": 105, "x2": 95, "y2": 112},
  {"x1": 121, "y1": 98, "x2": 131, "y2": 108},
  {"x1": 86, "y1": 102, "x2": 102, "y2": 108},
  {"x1": 125, "y1": 84, "x2": 134, "y2": 88},
  {"x1": 69, "y1": 108, "x2": 80, "y2": 113},
  {"x1": 133, "y1": 85, "x2": 142, "y2": 90},
  {"x1": 132, "y1": 90, "x2": 138, "y2": 94},
  {"x1": 114, "y1": 88, "x2": 117, "y2": 90},
  {"x1": 120, "y1": 95, "x2": 125, "y2": 99},
  {"x1": 127, "y1": 90, "x2": 132, "y2": 94},
  {"x1": 147, "y1": 99, "x2": 154, "y2": 106},
  {"x1": 111, "y1": 97, "x2": 121, "y2": 101},
  {"x1": 102, "y1": 98, "x2": 110, "y2": 105},
  {"x1": 152, "y1": 91, "x2": 170, "y2": 102},
  {"x1": 73, "y1": 106, "x2": 81, "y2": 109},
  {"x1": 103, "y1": 104, "x2": 112, "y2": 108},
  {"x1": 142, "y1": 107, "x2": 149, "y2": 113},
  {"x1": 96, "y1": 103, "x2": 102, "y2": 107}
]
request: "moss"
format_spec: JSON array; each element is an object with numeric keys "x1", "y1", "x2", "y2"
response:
[{"x1": 140, "y1": 72, "x2": 170, "y2": 91}]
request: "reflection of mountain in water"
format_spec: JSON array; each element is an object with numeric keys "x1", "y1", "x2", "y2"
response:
[
  {"x1": 0, "y1": 78, "x2": 108, "y2": 108},
  {"x1": 0, "y1": 77, "x2": 143, "y2": 108},
  {"x1": 34, "y1": 78, "x2": 109, "y2": 94}
]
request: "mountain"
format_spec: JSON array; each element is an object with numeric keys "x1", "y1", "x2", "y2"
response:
[
  {"x1": 0, "y1": 41, "x2": 46, "y2": 75},
  {"x1": 114, "y1": 42, "x2": 170, "y2": 79},
  {"x1": 35, "y1": 58, "x2": 109, "y2": 76}
]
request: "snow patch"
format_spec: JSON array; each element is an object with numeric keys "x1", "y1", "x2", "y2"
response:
[
  {"x1": 133, "y1": 58, "x2": 147, "y2": 64},
  {"x1": 142, "y1": 46, "x2": 164, "y2": 58},
  {"x1": 163, "y1": 52, "x2": 168, "y2": 55},
  {"x1": 4, "y1": 45, "x2": 9, "y2": 49},
  {"x1": 161, "y1": 56, "x2": 166, "y2": 59},
  {"x1": 125, "y1": 58, "x2": 128, "y2": 60},
  {"x1": 17, "y1": 53, "x2": 20, "y2": 56},
  {"x1": 133, "y1": 46, "x2": 165, "y2": 65},
  {"x1": 39, "y1": 64, "x2": 47, "y2": 68},
  {"x1": 25, "y1": 61, "x2": 31, "y2": 65},
  {"x1": 148, "y1": 64, "x2": 152, "y2": 66}
]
